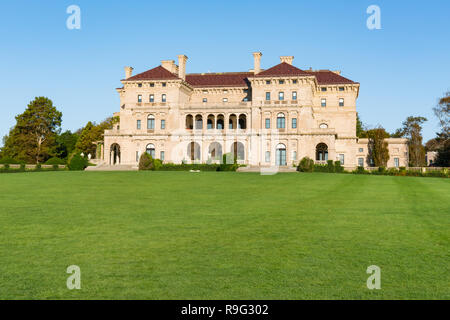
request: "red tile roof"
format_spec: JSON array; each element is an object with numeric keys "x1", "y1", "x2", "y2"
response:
[
  {"x1": 254, "y1": 62, "x2": 311, "y2": 77},
  {"x1": 186, "y1": 72, "x2": 252, "y2": 87},
  {"x1": 124, "y1": 66, "x2": 179, "y2": 81},
  {"x1": 305, "y1": 70, "x2": 356, "y2": 84},
  {"x1": 123, "y1": 63, "x2": 356, "y2": 86}
]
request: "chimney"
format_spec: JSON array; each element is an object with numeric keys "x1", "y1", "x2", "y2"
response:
[
  {"x1": 253, "y1": 52, "x2": 262, "y2": 74},
  {"x1": 177, "y1": 55, "x2": 188, "y2": 80},
  {"x1": 124, "y1": 66, "x2": 133, "y2": 79},
  {"x1": 280, "y1": 56, "x2": 294, "y2": 65},
  {"x1": 161, "y1": 60, "x2": 178, "y2": 74}
]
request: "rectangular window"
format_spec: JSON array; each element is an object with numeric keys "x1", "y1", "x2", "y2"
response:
[
  {"x1": 147, "y1": 118, "x2": 155, "y2": 129},
  {"x1": 339, "y1": 98, "x2": 344, "y2": 107},
  {"x1": 293, "y1": 151, "x2": 297, "y2": 161},
  {"x1": 292, "y1": 118, "x2": 297, "y2": 129},
  {"x1": 223, "y1": 98, "x2": 228, "y2": 103},
  {"x1": 162, "y1": 82, "x2": 166, "y2": 87},
  {"x1": 266, "y1": 92, "x2": 271, "y2": 101},
  {"x1": 339, "y1": 87, "x2": 344, "y2": 91},
  {"x1": 138, "y1": 83, "x2": 142, "y2": 87},
  {"x1": 293, "y1": 79, "x2": 297, "y2": 84},
  {"x1": 265, "y1": 151, "x2": 270, "y2": 163},
  {"x1": 279, "y1": 92, "x2": 284, "y2": 101},
  {"x1": 161, "y1": 119, "x2": 165, "y2": 129},
  {"x1": 358, "y1": 158, "x2": 364, "y2": 167},
  {"x1": 265, "y1": 118, "x2": 270, "y2": 129},
  {"x1": 161, "y1": 94, "x2": 166, "y2": 102},
  {"x1": 266, "y1": 80, "x2": 271, "y2": 85},
  {"x1": 321, "y1": 98, "x2": 326, "y2": 107},
  {"x1": 277, "y1": 117, "x2": 285, "y2": 129},
  {"x1": 339, "y1": 154, "x2": 345, "y2": 165},
  {"x1": 150, "y1": 83, "x2": 155, "y2": 87},
  {"x1": 321, "y1": 87, "x2": 327, "y2": 92},
  {"x1": 137, "y1": 95, "x2": 142, "y2": 103},
  {"x1": 160, "y1": 151, "x2": 165, "y2": 161},
  {"x1": 279, "y1": 80, "x2": 284, "y2": 84},
  {"x1": 359, "y1": 148, "x2": 364, "y2": 153},
  {"x1": 203, "y1": 98, "x2": 207, "y2": 103},
  {"x1": 136, "y1": 151, "x2": 139, "y2": 162},
  {"x1": 149, "y1": 94, "x2": 154, "y2": 102},
  {"x1": 394, "y1": 158, "x2": 399, "y2": 167},
  {"x1": 136, "y1": 120, "x2": 141, "y2": 129},
  {"x1": 292, "y1": 91, "x2": 297, "y2": 100}
]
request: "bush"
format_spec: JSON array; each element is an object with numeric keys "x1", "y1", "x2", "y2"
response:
[
  {"x1": 334, "y1": 161, "x2": 344, "y2": 173},
  {"x1": 298, "y1": 157, "x2": 314, "y2": 172},
  {"x1": 52, "y1": 164, "x2": 59, "y2": 170},
  {"x1": 327, "y1": 160, "x2": 335, "y2": 173},
  {"x1": 68, "y1": 153, "x2": 88, "y2": 171},
  {"x1": 0, "y1": 157, "x2": 21, "y2": 164},
  {"x1": 45, "y1": 157, "x2": 66, "y2": 165},
  {"x1": 354, "y1": 166, "x2": 367, "y2": 174},
  {"x1": 35, "y1": 163, "x2": 42, "y2": 171},
  {"x1": 139, "y1": 153, "x2": 154, "y2": 170}
]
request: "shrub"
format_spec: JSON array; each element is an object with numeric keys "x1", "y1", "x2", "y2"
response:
[
  {"x1": 139, "y1": 153, "x2": 155, "y2": 170},
  {"x1": 19, "y1": 163, "x2": 26, "y2": 172},
  {"x1": 45, "y1": 157, "x2": 66, "y2": 165},
  {"x1": 35, "y1": 163, "x2": 42, "y2": 171},
  {"x1": 298, "y1": 157, "x2": 314, "y2": 172},
  {"x1": 0, "y1": 157, "x2": 21, "y2": 164},
  {"x1": 354, "y1": 166, "x2": 366, "y2": 174},
  {"x1": 334, "y1": 161, "x2": 344, "y2": 173},
  {"x1": 327, "y1": 160, "x2": 335, "y2": 173},
  {"x1": 378, "y1": 166, "x2": 386, "y2": 173},
  {"x1": 52, "y1": 164, "x2": 59, "y2": 170},
  {"x1": 68, "y1": 153, "x2": 88, "y2": 171}
]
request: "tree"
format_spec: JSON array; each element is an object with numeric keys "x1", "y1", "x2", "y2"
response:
[
  {"x1": 367, "y1": 127, "x2": 390, "y2": 167},
  {"x1": 2, "y1": 97, "x2": 62, "y2": 163},
  {"x1": 433, "y1": 92, "x2": 450, "y2": 166},
  {"x1": 394, "y1": 116, "x2": 427, "y2": 167},
  {"x1": 55, "y1": 130, "x2": 79, "y2": 159},
  {"x1": 356, "y1": 113, "x2": 366, "y2": 138},
  {"x1": 75, "y1": 116, "x2": 119, "y2": 158}
]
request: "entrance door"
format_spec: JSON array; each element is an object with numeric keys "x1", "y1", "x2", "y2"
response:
[{"x1": 276, "y1": 145, "x2": 286, "y2": 166}]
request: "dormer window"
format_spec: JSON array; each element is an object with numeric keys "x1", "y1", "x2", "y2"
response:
[
  {"x1": 293, "y1": 79, "x2": 298, "y2": 84},
  {"x1": 279, "y1": 80, "x2": 284, "y2": 84},
  {"x1": 162, "y1": 82, "x2": 166, "y2": 87},
  {"x1": 138, "y1": 83, "x2": 142, "y2": 87},
  {"x1": 266, "y1": 80, "x2": 271, "y2": 85},
  {"x1": 339, "y1": 87, "x2": 344, "y2": 91},
  {"x1": 321, "y1": 87, "x2": 327, "y2": 92},
  {"x1": 223, "y1": 89, "x2": 228, "y2": 93},
  {"x1": 202, "y1": 90, "x2": 208, "y2": 94},
  {"x1": 150, "y1": 83, "x2": 155, "y2": 87}
]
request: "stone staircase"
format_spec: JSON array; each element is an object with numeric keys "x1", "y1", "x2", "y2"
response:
[
  {"x1": 85, "y1": 162, "x2": 138, "y2": 171},
  {"x1": 237, "y1": 166, "x2": 297, "y2": 173}
]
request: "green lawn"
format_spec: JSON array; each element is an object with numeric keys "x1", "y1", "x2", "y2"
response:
[{"x1": 0, "y1": 171, "x2": 448, "y2": 299}]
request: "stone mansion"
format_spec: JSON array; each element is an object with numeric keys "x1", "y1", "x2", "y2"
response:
[{"x1": 103, "y1": 53, "x2": 408, "y2": 168}]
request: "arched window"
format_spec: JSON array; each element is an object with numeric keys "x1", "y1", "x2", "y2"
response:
[
  {"x1": 238, "y1": 114, "x2": 247, "y2": 129},
  {"x1": 319, "y1": 123, "x2": 328, "y2": 129},
  {"x1": 216, "y1": 114, "x2": 224, "y2": 130},
  {"x1": 316, "y1": 143, "x2": 328, "y2": 161},
  {"x1": 209, "y1": 142, "x2": 222, "y2": 160},
  {"x1": 195, "y1": 114, "x2": 203, "y2": 130},
  {"x1": 146, "y1": 143, "x2": 156, "y2": 158},
  {"x1": 231, "y1": 142, "x2": 245, "y2": 160},
  {"x1": 229, "y1": 114, "x2": 237, "y2": 129},
  {"x1": 110, "y1": 143, "x2": 121, "y2": 165},
  {"x1": 186, "y1": 114, "x2": 193, "y2": 129},
  {"x1": 277, "y1": 113, "x2": 285, "y2": 129},
  {"x1": 147, "y1": 114, "x2": 155, "y2": 129},
  {"x1": 187, "y1": 142, "x2": 201, "y2": 161},
  {"x1": 207, "y1": 114, "x2": 215, "y2": 130},
  {"x1": 276, "y1": 143, "x2": 287, "y2": 166}
]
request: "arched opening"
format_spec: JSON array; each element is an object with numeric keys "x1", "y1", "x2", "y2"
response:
[
  {"x1": 231, "y1": 142, "x2": 245, "y2": 161},
  {"x1": 319, "y1": 123, "x2": 328, "y2": 129},
  {"x1": 207, "y1": 114, "x2": 215, "y2": 130},
  {"x1": 110, "y1": 143, "x2": 121, "y2": 165},
  {"x1": 195, "y1": 114, "x2": 203, "y2": 130},
  {"x1": 209, "y1": 142, "x2": 222, "y2": 160},
  {"x1": 276, "y1": 143, "x2": 287, "y2": 166},
  {"x1": 229, "y1": 114, "x2": 237, "y2": 130},
  {"x1": 277, "y1": 113, "x2": 286, "y2": 129},
  {"x1": 186, "y1": 114, "x2": 193, "y2": 129},
  {"x1": 216, "y1": 114, "x2": 224, "y2": 130},
  {"x1": 238, "y1": 114, "x2": 247, "y2": 129},
  {"x1": 187, "y1": 142, "x2": 201, "y2": 161},
  {"x1": 316, "y1": 143, "x2": 328, "y2": 161},
  {"x1": 146, "y1": 143, "x2": 156, "y2": 158},
  {"x1": 147, "y1": 114, "x2": 155, "y2": 130}
]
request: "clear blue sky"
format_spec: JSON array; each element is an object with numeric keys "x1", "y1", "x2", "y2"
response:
[{"x1": 0, "y1": 0, "x2": 449, "y2": 144}]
